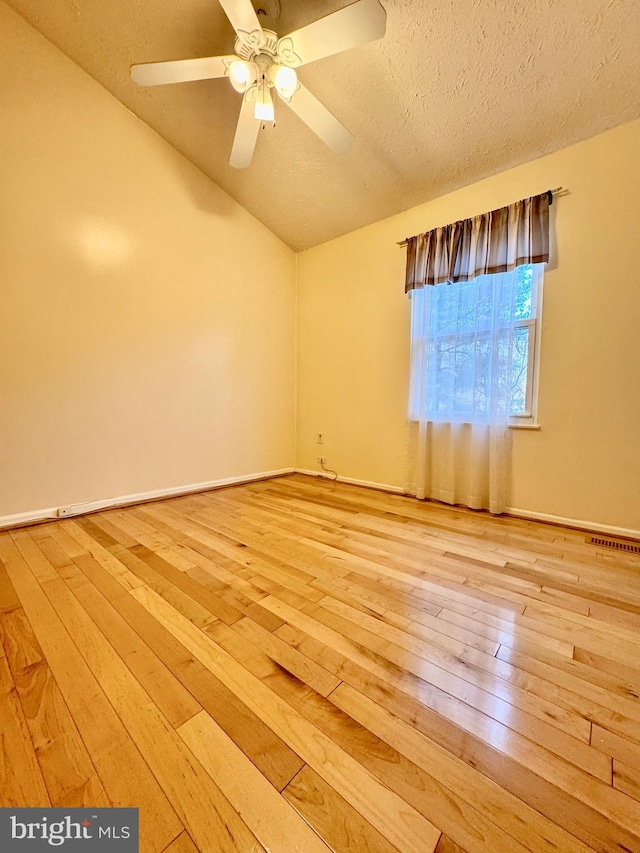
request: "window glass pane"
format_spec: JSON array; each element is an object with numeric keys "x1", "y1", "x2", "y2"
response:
[
  {"x1": 509, "y1": 326, "x2": 530, "y2": 414},
  {"x1": 514, "y1": 265, "x2": 534, "y2": 320},
  {"x1": 409, "y1": 264, "x2": 541, "y2": 423},
  {"x1": 427, "y1": 334, "x2": 492, "y2": 420},
  {"x1": 430, "y1": 282, "x2": 459, "y2": 335},
  {"x1": 474, "y1": 278, "x2": 494, "y2": 330},
  {"x1": 431, "y1": 277, "x2": 496, "y2": 336}
]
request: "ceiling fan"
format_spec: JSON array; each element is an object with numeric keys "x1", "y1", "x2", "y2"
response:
[{"x1": 131, "y1": 0, "x2": 386, "y2": 168}]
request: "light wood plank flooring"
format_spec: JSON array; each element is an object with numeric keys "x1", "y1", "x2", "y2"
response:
[{"x1": 1, "y1": 473, "x2": 640, "y2": 852}]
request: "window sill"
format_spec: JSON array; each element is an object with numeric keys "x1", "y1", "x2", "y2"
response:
[{"x1": 509, "y1": 422, "x2": 541, "y2": 430}]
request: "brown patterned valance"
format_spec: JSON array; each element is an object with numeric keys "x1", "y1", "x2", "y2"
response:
[{"x1": 405, "y1": 192, "x2": 550, "y2": 292}]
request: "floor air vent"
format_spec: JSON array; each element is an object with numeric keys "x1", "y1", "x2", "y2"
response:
[{"x1": 590, "y1": 537, "x2": 640, "y2": 554}]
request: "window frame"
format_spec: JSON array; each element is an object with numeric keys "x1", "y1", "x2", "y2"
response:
[
  {"x1": 408, "y1": 264, "x2": 544, "y2": 427},
  {"x1": 509, "y1": 264, "x2": 544, "y2": 425}
]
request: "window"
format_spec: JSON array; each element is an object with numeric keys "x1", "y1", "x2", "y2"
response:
[{"x1": 409, "y1": 264, "x2": 543, "y2": 424}]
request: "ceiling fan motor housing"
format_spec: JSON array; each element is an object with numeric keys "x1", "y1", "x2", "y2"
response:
[{"x1": 234, "y1": 28, "x2": 278, "y2": 60}]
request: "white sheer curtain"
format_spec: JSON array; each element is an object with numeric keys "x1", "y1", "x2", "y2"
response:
[
  {"x1": 406, "y1": 268, "x2": 533, "y2": 513},
  {"x1": 404, "y1": 194, "x2": 549, "y2": 514}
]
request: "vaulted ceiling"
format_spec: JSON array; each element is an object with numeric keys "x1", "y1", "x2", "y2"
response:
[{"x1": 7, "y1": 0, "x2": 640, "y2": 250}]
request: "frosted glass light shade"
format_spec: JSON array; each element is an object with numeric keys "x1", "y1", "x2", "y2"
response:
[
  {"x1": 270, "y1": 64, "x2": 298, "y2": 99},
  {"x1": 255, "y1": 83, "x2": 275, "y2": 121},
  {"x1": 229, "y1": 60, "x2": 257, "y2": 93}
]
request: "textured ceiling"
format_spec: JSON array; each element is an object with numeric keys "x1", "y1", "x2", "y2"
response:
[{"x1": 7, "y1": 0, "x2": 640, "y2": 250}]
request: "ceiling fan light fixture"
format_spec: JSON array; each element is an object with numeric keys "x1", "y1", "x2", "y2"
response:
[
  {"x1": 228, "y1": 59, "x2": 257, "y2": 93},
  {"x1": 269, "y1": 64, "x2": 297, "y2": 99},
  {"x1": 130, "y1": 0, "x2": 387, "y2": 168},
  {"x1": 254, "y1": 81, "x2": 275, "y2": 122}
]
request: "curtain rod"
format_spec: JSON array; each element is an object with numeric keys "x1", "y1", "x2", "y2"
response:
[{"x1": 396, "y1": 187, "x2": 566, "y2": 247}]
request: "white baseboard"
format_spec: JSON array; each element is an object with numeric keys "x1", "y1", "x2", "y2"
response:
[
  {"x1": 296, "y1": 470, "x2": 640, "y2": 540},
  {"x1": 0, "y1": 506, "x2": 62, "y2": 530},
  {"x1": 295, "y1": 468, "x2": 405, "y2": 494},
  {"x1": 0, "y1": 468, "x2": 295, "y2": 531},
  {"x1": 3, "y1": 467, "x2": 637, "y2": 542},
  {"x1": 505, "y1": 506, "x2": 640, "y2": 541}
]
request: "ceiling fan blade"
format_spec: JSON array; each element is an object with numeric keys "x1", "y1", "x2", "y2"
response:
[
  {"x1": 218, "y1": 0, "x2": 263, "y2": 37},
  {"x1": 229, "y1": 94, "x2": 261, "y2": 169},
  {"x1": 283, "y1": 83, "x2": 354, "y2": 155},
  {"x1": 131, "y1": 56, "x2": 233, "y2": 86},
  {"x1": 278, "y1": 0, "x2": 386, "y2": 67}
]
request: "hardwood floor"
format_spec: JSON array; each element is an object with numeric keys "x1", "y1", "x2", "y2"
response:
[{"x1": 1, "y1": 473, "x2": 640, "y2": 852}]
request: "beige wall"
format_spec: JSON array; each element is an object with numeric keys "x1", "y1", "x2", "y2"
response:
[
  {"x1": 296, "y1": 120, "x2": 640, "y2": 533},
  {"x1": 0, "y1": 3, "x2": 296, "y2": 519}
]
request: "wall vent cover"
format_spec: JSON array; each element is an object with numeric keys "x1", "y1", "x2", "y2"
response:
[{"x1": 590, "y1": 537, "x2": 640, "y2": 554}]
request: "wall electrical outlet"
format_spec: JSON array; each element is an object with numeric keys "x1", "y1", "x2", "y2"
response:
[
  {"x1": 317, "y1": 456, "x2": 326, "y2": 464},
  {"x1": 317, "y1": 432, "x2": 324, "y2": 444}
]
